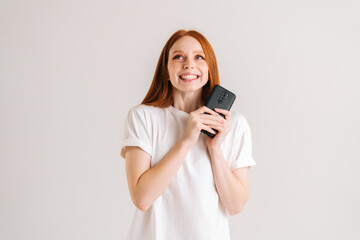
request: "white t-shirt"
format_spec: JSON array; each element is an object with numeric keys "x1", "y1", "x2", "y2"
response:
[{"x1": 120, "y1": 104, "x2": 256, "y2": 240}]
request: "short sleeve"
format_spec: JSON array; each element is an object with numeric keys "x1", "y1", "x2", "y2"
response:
[
  {"x1": 120, "y1": 106, "x2": 153, "y2": 159},
  {"x1": 229, "y1": 115, "x2": 257, "y2": 170}
]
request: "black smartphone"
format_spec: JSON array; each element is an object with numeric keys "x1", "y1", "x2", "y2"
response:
[{"x1": 201, "y1": 85, "x2": 236, "y2": 138}]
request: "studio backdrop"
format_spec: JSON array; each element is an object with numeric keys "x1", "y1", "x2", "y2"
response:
[{"x1": 1, "y1": 0, "x2": 359, "y2": 239}]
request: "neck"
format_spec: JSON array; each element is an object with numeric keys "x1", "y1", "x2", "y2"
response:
[{"x1": 172, "y1": 88, "x2": 203, "y2": 114}]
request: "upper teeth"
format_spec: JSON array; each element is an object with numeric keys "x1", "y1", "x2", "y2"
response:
[{"x1": 180, "y1": 75, "x2": 198, "y2": 80}]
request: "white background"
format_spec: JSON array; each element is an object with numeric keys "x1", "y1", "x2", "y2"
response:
[{"x1": 1, "y1": 0, "x2": 359, "y2": 239}]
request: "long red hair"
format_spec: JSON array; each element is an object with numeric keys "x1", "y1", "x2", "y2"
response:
[{"x1": 141, "y1": 29, "x2": 220, "y2": 107}]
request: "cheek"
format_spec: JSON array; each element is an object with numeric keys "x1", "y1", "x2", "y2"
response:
[
  {"x1": 203, "y1": 74, "x2": 209, "y2": 82},
  {"x1": 201, "y1": 63, "x2": 209, "y2": 72},
  {"x1": 202, "y1": 67, "x2": 209, "y2": 78},
  {"x1": 168, "y1": 67, "x2": 177, "y2": 77},
  {"x1": 169, "y1": 64, "x2": 181, "y2": 73}
]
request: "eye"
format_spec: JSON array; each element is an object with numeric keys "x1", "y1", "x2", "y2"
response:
[
  {"x1": 173, "y1": 55, "x2": 183, "y2": 59},
  {"x1": 172, "y1": 54, "x2": 205, "y2": 60}
]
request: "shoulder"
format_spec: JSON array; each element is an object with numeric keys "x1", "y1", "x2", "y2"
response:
[
  {"x1": 128, "y1": 103, "x2": 155, "y2": 112},
  {"x1": 127, "y1": 104, "x2": 167, "y2": 120},
  {"x1": 230, "y1": 111, "x2": 251, "y2": 132}
]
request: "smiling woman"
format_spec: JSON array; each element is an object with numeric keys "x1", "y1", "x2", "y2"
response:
[
  {"x1": 141, "y1": 29, "x2": 220, "y2": 109},
  {"x1": 120, "y1": 29, "x2": 256, "y2": 240}
]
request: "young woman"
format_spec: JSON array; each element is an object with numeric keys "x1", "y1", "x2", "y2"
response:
[{"x1": 120, "y1": 29, "x2": 256, "y2": 240}]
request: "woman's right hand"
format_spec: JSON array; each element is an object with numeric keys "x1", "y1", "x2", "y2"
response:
[{"x1": 181, "y1": 106, "x2": 225, "y2": 147}]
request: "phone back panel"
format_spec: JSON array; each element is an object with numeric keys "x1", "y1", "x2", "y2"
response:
[
  {"x1": 201, "y1": 85, "x2": 236, "y2": 138},
  {"x1": 205, "y1": 85, "x2": 236, "y2": 113}
]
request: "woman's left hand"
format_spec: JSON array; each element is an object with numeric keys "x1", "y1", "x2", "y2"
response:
[{"x1": 205, "y1": 108, "x2": 232, "y2": 151}]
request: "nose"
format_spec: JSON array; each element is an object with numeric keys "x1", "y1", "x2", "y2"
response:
[{"x1": 183, "y1": 58, "x2": 195, "y2": 69}]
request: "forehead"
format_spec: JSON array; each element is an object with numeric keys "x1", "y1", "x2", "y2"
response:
[{"x1": 169, "y1": 36, "x2": 204, "y2": 54}]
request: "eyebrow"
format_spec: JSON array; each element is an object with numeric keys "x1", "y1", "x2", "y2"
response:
[{"x1": 171, "y1": 50, "x2": 205, "y2": 55}]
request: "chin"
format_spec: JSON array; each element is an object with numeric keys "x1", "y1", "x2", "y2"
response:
[
  {"x1": 171, "y1": 81, "x2": 207, "y2": 93},
  {"x1": 181, "y1": 86, "x2": 204, "y2": 92}
]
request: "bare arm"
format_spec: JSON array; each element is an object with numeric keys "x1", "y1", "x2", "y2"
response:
[
  {"x1": 124, "y1": 138, "x2": 192, "y2": 211},
  {"x1": 204, "y1": 108, "x2": 251, "y2": 216},
  {"x1": 208, "y1": 148, "x2": 250, "y2": 216}
]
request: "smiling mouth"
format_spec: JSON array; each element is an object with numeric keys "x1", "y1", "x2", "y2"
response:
[{"x1": 179, "y1": 75, "x2": 200, "y2": 81}]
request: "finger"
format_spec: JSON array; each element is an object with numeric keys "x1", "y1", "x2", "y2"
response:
[
  {"x1": 200, "y1": 107, "x2": 225, "y2": 122},
  {"x1": 201, "y1": 118, "x2": 223, "y2": 126},
  {"x1": 195, "y1": 106, "x2": 218, "y2": 116},
  {"x1": 214, "y1": 108, "x2": 231, "y2": 116},
  {"x1": 200, "y1": 114, "x2": 225, "y2": 124},
  {"x1": 214, "y1": 108, "x2": 231, "y2": 120},
  {"x1": 207, "y1": 124, "x2": 224, "y2": 132},
  {"x1": 205, "y1": 107, "x2": 228, "y2": 122},
  {"x1": 206, "y1": 122, "x2": 224, "y2": 129},
  {"x1": 202, "y1": 124, "x2": 217, "y2": 134}
]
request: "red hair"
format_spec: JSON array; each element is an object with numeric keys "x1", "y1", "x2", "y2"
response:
[{"x1": 141, "y1": 29, "x2": 220, "y2": 107}]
